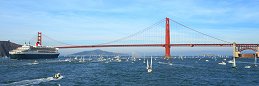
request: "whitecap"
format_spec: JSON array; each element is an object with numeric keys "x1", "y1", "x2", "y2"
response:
[{"x1": 3, "y1": 76, "x2": 63, "y2": 86}]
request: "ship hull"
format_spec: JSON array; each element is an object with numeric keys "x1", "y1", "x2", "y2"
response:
[{"x1": 10, "y1": 53, "x2": 59, "y2": 59}]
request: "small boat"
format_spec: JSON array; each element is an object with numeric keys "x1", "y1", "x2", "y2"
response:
[
  {"x1": 245, "y1": 66, "x2": 251, "y2": 68},
  {"x1": 74, "y1": 57, "x2": 78, "y2": 60},
  {"x1": 53, "y1": 73, "x2": 62, "y2": 79},
  {"x1": 31, "y1": 60, "x2": 39, "y2": 65},
  {"x1": 180, "y1": 56, "x2": 183, "y2": 60},
  {"x1": 147, "y1": 57, "x2": 152, "y2": 73},
  {"x1": 113, "y1": 56, "x2": 121, "y2": 62},
  {"x1": 79, "y1": 57, "x2": 85, "y2": 62},
  {"x1": 64, "y1": 58, "x2": 72, "y2": 62},
  {"x1": 97, "y1": 55, "x2": 106, "y2": 62},
  {"x1": 218, "y1": 61, "x2": 226, "y2": 65},
  {"x1": 205, "y1": 60, "x2": 209, "y2": 62},
  {"x1": 147, "y1": 67, "x2": 152, "y2": 73}
]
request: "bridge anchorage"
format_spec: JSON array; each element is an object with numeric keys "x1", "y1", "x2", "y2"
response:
[
  {"x1": 233, "y1": 42, "x2": 259, "y2": 58},
  {"x1": 232, "y1": 42, "x2": 259, "y2": 68}
]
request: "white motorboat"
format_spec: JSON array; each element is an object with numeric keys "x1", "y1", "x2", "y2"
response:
[
  {"x1": 218, "y1": 61, "x2": 226, "y2": 65},
  {"x1": 53, "y1": 73, "x2": 63, "y2": 80},
  {"x1": 31, "y1": 60, "x2": 39, "y2": 65},
  {"x1": 245, "y1": 66, "x2": 251, "y2": 68}
]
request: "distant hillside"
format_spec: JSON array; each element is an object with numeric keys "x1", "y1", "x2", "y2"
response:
[
  {"x1": 72, "y1": 49, "x2": 127, "y2": 55},
  {"x1": 0, "y1": 41, "x2": 21, "y2": 57}
]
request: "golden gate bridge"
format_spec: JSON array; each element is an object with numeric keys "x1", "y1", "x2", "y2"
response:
[{"x1": 33, "y1": 17, "x2": 259, "y2": 67}]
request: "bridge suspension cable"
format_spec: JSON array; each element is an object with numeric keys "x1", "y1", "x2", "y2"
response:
[
  {"x1": 97, "y1": 19, "x2": 165, "y2": 45},
  {"x1": 169, "y1": 18, "x2": 231, "y2": 44},
  {"x1": 28, "y1": 34, "x2": 37, "y2": 44},
  {"x1": 42, "y1": 34, "x2": 74, "y2": 46}
]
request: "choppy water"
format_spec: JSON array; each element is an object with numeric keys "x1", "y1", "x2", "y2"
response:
[{"x1": 0, "y1": 56, "x2": 259, "y2": 86}]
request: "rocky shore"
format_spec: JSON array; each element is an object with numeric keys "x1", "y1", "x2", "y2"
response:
[{"x1": 0, "y1": 41, "x2": 21, "y2": 57}]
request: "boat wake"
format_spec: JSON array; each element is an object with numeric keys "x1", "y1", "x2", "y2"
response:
[
  {"x1": 3, "y1": 76, "x2": 63, "y2": 86},
  {"x1": 157, "y1": 62, "x2": 173, "y2": 65},
  {"x1": 157, "y1": 62, "x2": 194, "y2": 68}
]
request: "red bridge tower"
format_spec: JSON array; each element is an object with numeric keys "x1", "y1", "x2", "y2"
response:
[{"x1": 165, "y1": 17, "x2": 171, "y2": 58}]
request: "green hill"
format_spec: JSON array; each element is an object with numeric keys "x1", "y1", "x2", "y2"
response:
[{"x1": 72, "y1": 49, "x2": 127, "y2": 55}]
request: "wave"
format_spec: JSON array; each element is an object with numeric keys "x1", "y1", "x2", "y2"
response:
[{"x1": 2, "y1": 76, "x2": 63, "y2": 86}]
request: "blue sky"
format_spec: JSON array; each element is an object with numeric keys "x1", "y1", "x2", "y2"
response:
[{"x1": 0, "y1": 0, "x2": 258, "y2": 55}]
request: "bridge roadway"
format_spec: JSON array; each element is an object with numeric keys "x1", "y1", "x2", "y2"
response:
[{"x1": 55, "y1": 44, "x2": 259, "y2": 48}]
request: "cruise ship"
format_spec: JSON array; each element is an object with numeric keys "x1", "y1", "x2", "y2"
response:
[{"x1": 9, "y1": 32, "x2": 60, "y2": 59}]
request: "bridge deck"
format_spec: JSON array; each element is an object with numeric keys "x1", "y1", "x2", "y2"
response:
[{"x1": 56, "y1": 44, "x2": 259, "y2": 48}]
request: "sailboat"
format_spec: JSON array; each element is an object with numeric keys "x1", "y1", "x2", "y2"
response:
[
  {"x1": 31, "y1": 60, "x2": 39, "y2": 65},
  {"x1": 147, "y1": 56, "x2": 152, "y2": 73},
  {"x1": 143, "y1": 54, "x2": 146, "y2": 63},
  {"x1": 254, "y1": 55, "x2": 257, "y2": 67},
  {"x1": 79, "y1": 57, "x2": 85, "y2": 62}
]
